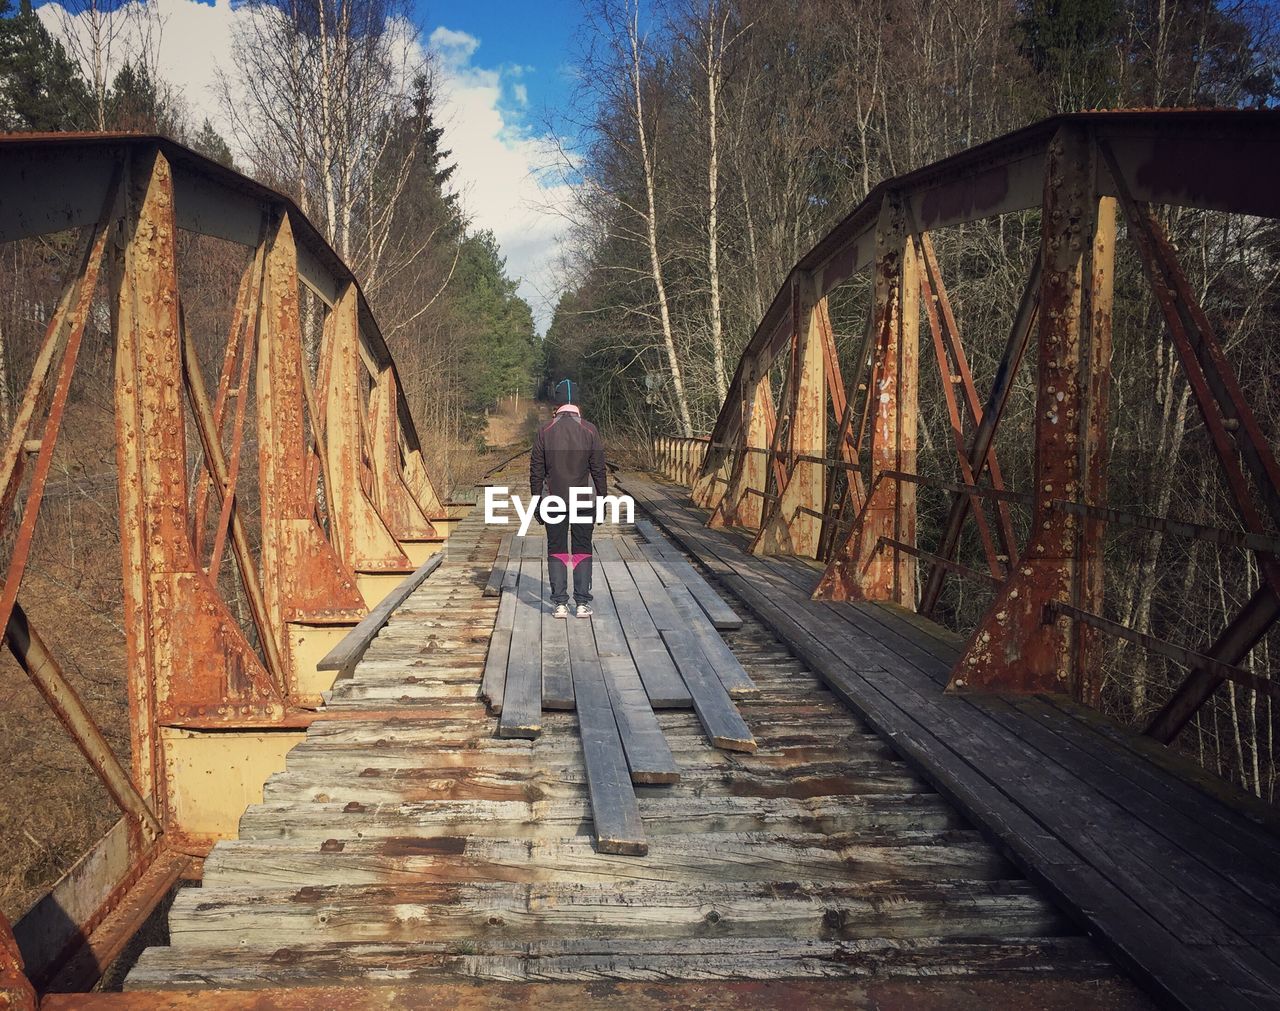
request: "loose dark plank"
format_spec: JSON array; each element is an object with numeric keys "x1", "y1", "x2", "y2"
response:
[
  {"x1": 660, "y1": 629, "x2": 756, "y2": 753},
  {"x1": 663, "y1": 582, "x2": 757, "y2": 698},
  {"x1": 480, "y1": 588, "x2": 516, "y2": 713},
  {"x1": 635, "y1": 521, "x2": 742, "y2": 630},
  {"x1": 585, "y1": 563, "x2": 631, "y2": 659},
  {"x1": 483, "y1": 532, "x2": 514, "y2": 597},
  {"x1": 598, "y1": 654, "x2": 680, "y2": 785},
  {"x1": 598, "y1": 560, "x2": 692, "y2": 708},
  {"x1": 570, "y1": 646, "x2": 648, "y2": 855},
  {"x1": 623, "y1": 555, "x2": 684, "y2": 631},
  {"x1": 542, "y1": 577, "x2": 575, "y2": 711},
  {"x1": 497, "y1": 555, "x2": 542, "y2": 739},
  {"x1": 520, "y1": 534, "x2": 545, "y2": 558},
  {"x1": 592, "y1": 536, "x2": 622, "y2": 563},
  {"x1": 317, "y1": 552, "x2": 443, "y2": 671}
]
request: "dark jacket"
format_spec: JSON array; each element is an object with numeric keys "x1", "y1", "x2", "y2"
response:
[{"x1": 530, "y1": 409, "x2": 607, "y2": 503}]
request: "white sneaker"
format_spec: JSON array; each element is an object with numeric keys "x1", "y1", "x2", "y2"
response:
[
  {"x1": 553, "y1": 603, "x2": 570, "y2": 619},
  {"x1": 575, "y1": 604, "x2": 593, "y2": 619}
]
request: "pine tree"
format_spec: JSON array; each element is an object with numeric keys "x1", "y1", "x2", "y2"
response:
[
  {"x1": 0, "y1": 0, "x2": 92, "y2": 130},
  {"x1": 190, "y1": 117, "x2": 235, "y2": 169}
]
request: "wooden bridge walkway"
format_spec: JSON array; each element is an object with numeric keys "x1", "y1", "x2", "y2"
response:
[
  {"x1": 116, "y1": 493, "x2": 1148, "y2": 1006},
  {"x1": 618, "y1": 472, "x2": 1280, "y2": 1011}
]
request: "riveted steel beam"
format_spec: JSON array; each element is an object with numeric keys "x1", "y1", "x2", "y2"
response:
[
  {"x1": 368, "y1": 368, "x2": 439, "y2": 542},
  {"x1": 112, "y1": 149, "x2": 286, "y2": 824},
  {"x1": 949, "y1": 124, "x2": 1098, "y2": 694},
  {"x1": 751, "y1": 274, "x2": 828, "y2": 559},
  {"x1": 321, "y1": 285, "x2": 412, "y2": 573},
  {"x1": 256, "y1": 212, "x2": 368, "y2": 697},
  {"x1": 815, "y1": 193, "x2": 918, "y2": 602}
]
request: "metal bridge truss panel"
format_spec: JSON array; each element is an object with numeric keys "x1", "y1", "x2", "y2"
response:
[
  {"x1": 256, "y1": 211, "x2": 372, "y2": 701},
  {"x1": 708, "y1": 364, "x2": 773, "y2": 531},
  {"x1": 115, "y1": 150, "x2": 287, "y2": 736},
  {"x1": 949, "y1": 124, "x2": 1113, "y2": 693},
  {"x1": 368, "y1": 367, "x2": 440, "y2": 547},
  {"x1": 750, "y1": 274, "x2": 830, "y2": 559},
  {"x1": 321, "y1": 284, "x2": 414, "y2": 574},
  {"x1": 814, "y1": 193, "x2": 919, "y2": 602},
  {"x1": 696, "y1": 110, "x2": 1280, "y2": 713},
  {"x1": 0, "y1": 134, "x2": 450, "y2": 996}
]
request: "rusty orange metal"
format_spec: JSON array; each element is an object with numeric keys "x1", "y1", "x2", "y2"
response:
[
  {"x1": 256, "y1": 212, "x2": 369, "y2": 644},
  {"x1": 948, "y1": 124, "x2": 1096, "y2": 693},
  {"x1": 815, "y1": 192, "x2": 917, "y2": 603},
  {"x1": 368, "y1": 368, "x2": 440, "y2": 542},
  {"x1": 0, "y1": 913, "x2": 35, "y2": 1011}
]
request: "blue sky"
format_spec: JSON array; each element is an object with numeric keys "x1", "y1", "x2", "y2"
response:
[{"x1": 415, "y1": 0, "x2": 581, "y2": 125}]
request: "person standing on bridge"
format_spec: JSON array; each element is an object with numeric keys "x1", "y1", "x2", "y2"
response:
[{"x1": 530, "y1": 379, "x2": 607, "y2": 619}]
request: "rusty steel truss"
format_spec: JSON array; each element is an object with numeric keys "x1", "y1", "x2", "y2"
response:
[
  {"x1": 0, "y1": 134, "x2": 451, "y2": 1002},
  {"x1": 658, "y1": 109, "x2": 1280, "y2": 744}
]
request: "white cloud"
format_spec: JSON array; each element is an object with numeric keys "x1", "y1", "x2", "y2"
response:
[
  {"x1": 39, "y1": 3, "x2": 567, "y2": 334},
  {"x1": 428, "y1": 28, "x2": 570, "y2": 333}
]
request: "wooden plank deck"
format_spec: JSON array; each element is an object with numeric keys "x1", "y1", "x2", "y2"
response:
[
  {"x1": 618, "y1": 471, "x2": 1280, "y2": 1011},
  {"x1": 124, "y1": 495, "x2": 1141, "y2": 1002}
]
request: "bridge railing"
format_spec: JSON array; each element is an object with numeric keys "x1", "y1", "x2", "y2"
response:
[
  {"x1": 653, "y1": 436, "x2": 710, "y2": 488},
  {"x1": 688, "y1": 111, "x2": 1280, "y2": 754},
  {"x1": 0, "y1": 134, "x2": 447, "y2": 998}
]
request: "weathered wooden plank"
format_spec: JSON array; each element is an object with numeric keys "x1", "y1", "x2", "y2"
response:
[
  {"x1": 236, "y1": 793, "x2": 963, "y2": 843},
  {"x1": 599, "y1": 656, "x2": 680, "y2": 785},
  {"x1": 497, "y1": 555, "x2": 542, "y2": 739},
  {"x1": 542, "y1": 578, "x2": 575, "y2": 710},
  {"x1": 126, "y1": 936, "x2": 1117, "y2": 990},
  {"x1": 202, "y1": 831, "x2": 1010, "y2": 890},
  {"x1": 570, "y1": 634, "x2": 647, "y2": 855},
  {"x1": 635, "y1": 521, "x2": 742, "y2": 630},
  {"x1": 564, "y1": 605, "x2": 676, "y2": 785},
  {"x1": 663, "y1": 583, "x2": 757, "y2": 698},
  {"x1": 484, "y1": 532, "x2": 514, "y2": 597},
  {"x1": 660, "y1": 629, "x2": 755, "y2": 753},
  {"x1": 165, "y1": 878, "x2": 1063, "y2": 948},
  {"x1": 583, "y1": 565, "x2": 630, "y2": 659},
  {"x1": 623, "y1": 556, "x2": 684, "y2": 631},
  {"x1": 592, "y1": 537, "x2": 621, "y2": 563},
  {"x1": 598, "y1": 560, "x2": 691, "y2": 708},
  {"x1": 520, "y1": 534, "x2": 545, "y2": 558},
  {"x1": 262, "y1": 763, "x2": 924, "y2": 806},
  {"x1": 317, "y1": 552, "x2": 444, "y2": 671}
]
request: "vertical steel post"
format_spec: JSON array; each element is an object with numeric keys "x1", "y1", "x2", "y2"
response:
[
  {"x1": 256, "y1": 212, "x2": 367, "y2": 696},
  {"x1": 1074, "y1": 195, "x2": 1116, "y2": 705},
  {"x1": 815, "y1": 193, "x2": 917, "y2": 602},
  {"x1": 949, "y1": 124, "x2": 1096, "y2": 693},
  {"x1": 369, "y1": 368, "x2": 438, "y2": 540},
  {"x1": 752, "y1": 274, "x2": 827, "y2": 558},
  {"x1": 322, "y1": 285, "x2": 412, "y2": 572},
  {"x1": 112, "y1": 150, "x2": 284, "y2": 810},
  {"x1": 710, "y1": 371, "x2": 771, "y2": 530}
]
